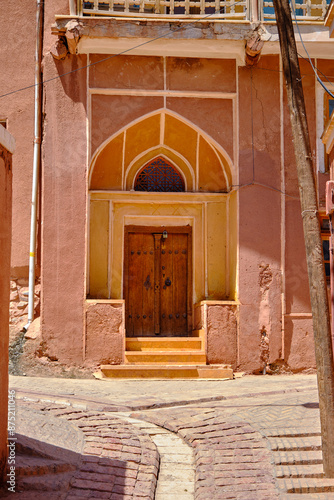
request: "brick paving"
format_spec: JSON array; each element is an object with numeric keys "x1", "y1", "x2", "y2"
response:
[
  {"x1": 4, "y1": 374, "x2": 334, "y2": 499},
  {"x1": 131, "y1": 408, "x2": 279, "y2": 499}
]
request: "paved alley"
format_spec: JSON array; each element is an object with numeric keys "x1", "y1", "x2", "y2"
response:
[{"x1": 3, "y1": 374, "x2": 334, "y2": 499}]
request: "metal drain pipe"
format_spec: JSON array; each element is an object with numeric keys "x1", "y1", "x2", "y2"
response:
[{"x1": 24, "y1": 0, "x2": 44, "y2": 331}]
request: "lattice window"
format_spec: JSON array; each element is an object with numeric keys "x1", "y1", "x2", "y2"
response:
[{"x1": 134, "y1": 157, "x2": 185, "y2": 192}]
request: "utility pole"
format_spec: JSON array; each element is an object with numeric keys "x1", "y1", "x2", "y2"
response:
[{"x1": 272, "y1": 0, "x2": 334, "y2": 476}]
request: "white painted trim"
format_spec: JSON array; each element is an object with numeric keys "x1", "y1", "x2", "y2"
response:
[
  {"x1": 160, "y1": 111, "x2": 165, "y2": 145},
  {"x1": 89, "y1": 87, "x2": 237, "y2": 99},
  {"x1": 90, "y1": 191, "x2": 228, "y2": 201},
  {"x1": 210, "y1": 143, "x2": 230, "y2": 191},
  {"x1": 77, "y1": 37, "x2": 247, "y2": 65},
  {"x1": 123, "y1": 215, "x2": 194, "y2": 224},
  {"x1": 88, "y1": 108, "x2": 235, "y2": 184},
  {"x1": 163, "y1": 56, "x2": 167, "y2": 109},
  {"x1": 121, "y1": 129, "x2": 126, "y2": 189}
]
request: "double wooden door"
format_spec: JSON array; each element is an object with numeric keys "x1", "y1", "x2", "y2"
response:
[{"x1": 124, "y1": 226, "x2": 192, "y2": 337}]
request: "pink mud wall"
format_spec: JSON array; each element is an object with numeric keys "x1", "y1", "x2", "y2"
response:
[
  {"x1": 238, "y1": 56, "x2": 283, "y2": 372},
  {"x1": 0, "y1": 147, "x2": 12, "y2": 482},
  {"x1": 86, "y1": 302, "x2": 124, "y2": 365},
  {"x1": 237, "y1": 55, "x2": 323, "y2": 372},
  {"x1": 206, "y1": 305, "x2": 238, "y2": 367},
  {"x1": 41, "y1": 51, "x2": 87, "y2": 364},
  {"x1": 283, "y1": 58, "x2": 318, "y2": 370},
  {"x1": 0, "y1": 2, "x2": 35, "y2": 279},
  {"x1": 39, "y1": 49, "x2": 326, "y2": 369},
  {"x1": 0, "y1": 0, "x2": 68, "y2": 279}
]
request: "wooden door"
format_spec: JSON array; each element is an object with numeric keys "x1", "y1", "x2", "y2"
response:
[{"x1": 124, "y1": 226, "x2": 192, "y2": 337}]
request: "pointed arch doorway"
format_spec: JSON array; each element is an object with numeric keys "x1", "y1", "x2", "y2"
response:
[{"x1": 124, "y1": 157, "x2": 191, "y2": 337}]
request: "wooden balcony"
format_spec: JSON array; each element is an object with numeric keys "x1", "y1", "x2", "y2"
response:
[
  {"x1": 80, "y1": 0, "x2": 248, "y2": 18},
  {"x1": 74, "y1": 0, "x2": 329, "y2": 20}
]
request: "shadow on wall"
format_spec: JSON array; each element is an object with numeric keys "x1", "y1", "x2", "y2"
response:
[{"x1": 0, "y1": 433, "x2": 129, "y2": 498}]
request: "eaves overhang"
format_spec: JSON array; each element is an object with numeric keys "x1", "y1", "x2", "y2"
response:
[{"x1": 52, "y1": 16, "x2": 334, "y2": 63}]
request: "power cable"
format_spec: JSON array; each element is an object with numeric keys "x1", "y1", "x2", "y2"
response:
[
  {"x1": 0, "y1": 0, "x2": 245, "y2": 99},
  {"x1": 291, "y1": 0, "x2": 334, "y2": 99}
]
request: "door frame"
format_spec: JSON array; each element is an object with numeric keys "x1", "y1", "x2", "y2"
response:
[{"x1": 124, "y1": 225, "x2": 193, "y2": 336}]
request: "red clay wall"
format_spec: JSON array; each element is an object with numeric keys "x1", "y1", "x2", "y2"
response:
[
  {"x1": 238, "y1": 56, "x2": 283, "y2": 372},
  {"x1": 0, "y1": 143, "x2": 12, "y2": 482},
  {"x1": 40, "y1": 48, "x2": 329, "y2": 371},
  {"x1": 41, "y1": 51, "x2": 87, "y2": 365},
  {"x1": 0, "y1": 1, "x2": 68, "y2": 279},
  {"x1": 206, "y1": 304, "x2": 238, "y2": 368},
  {"x1": 85, "y1": 301, "x2": 124, "y2": 365}
]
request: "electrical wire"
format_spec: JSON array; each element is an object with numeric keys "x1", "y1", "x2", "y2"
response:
[
  {"x1": 231, "y1": 65, "x2": 300, "y2": 201},
  {"x1": 297, "y1": 51, "x2": 334, "y2": 90},
  {"x1": 291, "y1": 0, "x2": 334, "y2": 99},
  {"x1": 0, "y1": 0, "x2": 245, "y2": 99},
  {"x1": 0, "y1": 1, "x2": 330, "y2": 202},
  {"x1": 231, "y1": 180, "x2": 300, "y2": 199},
  {"x1": 2, "y1": 2, "x2": 334, "y2": 98}
]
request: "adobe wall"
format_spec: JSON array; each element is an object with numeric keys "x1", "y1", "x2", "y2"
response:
[
  {"x1": 39, "y1": 47, "x2": 330, "y2": 370},
  {"x1": 41, "y1": 51, "x2": 87, "y2": 365},
  {"x1": 0, "y1": 131, "x2": 14, "y2": 482},
  {"x1": 0, "y1": 1, "x2": 68, "y2": 279},
  {"x1": 85, "y1": 301, "x2": 125, "y2": 365},
  {"x1": 238, "y1": 56, "x2": 283, "y2": 372}
]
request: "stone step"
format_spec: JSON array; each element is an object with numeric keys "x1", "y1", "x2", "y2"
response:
[
  {"x1": 277, "y1": 477, "x2": 334, "y2": 494},
  {"x1": 280, "y1": 494, "x2": 334, "y2": 499},
  {"x1": 192, "y1": 329, "x2": 205, "y2": 339},
  {"x1": 125, "y1": 351, "x2": 206, "y2": 364},
  {"x1": 265, "y1": 429, "x2": 321, "y2": 438},
  {"x1": 17, "y1": 471, "x2": 73, "y2": 491},
  {"x1": 96, "y1": 364, "x2": 233, "y2": 379},
  {"x1": 15, "y1": 454, "x2": 76, "y2": 476},
  {"x1": 275, "y1": 450, "x2": 323, "y2": 466},
  {"x1": 276, "y1": 464, "x2": 325, "y2": 478},
  {"x1": 269, "y1": 435, "x2": 322, "y2": 452},
  {"x1": 126, "y1": 337, "x2": 203, "y2": 351}
]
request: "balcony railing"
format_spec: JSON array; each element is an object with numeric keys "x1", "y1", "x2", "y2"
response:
[
  {"x1": 261, "y1": 0, "x2": 329, "y2": 20},
  {"x1": 81, "y1": 0, "x2": 248, "y2": 17},
  {"x1": 77, "y1": 0, "x2": 330, "y2": 19}
]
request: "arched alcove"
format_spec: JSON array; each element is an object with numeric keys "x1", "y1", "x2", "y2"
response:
[
  {"x1": 88, "y1": 110, "x2": 237, "y2": 314},
  {"x1": 89, "y1": 110, "x2": 233, "y2": 193}
]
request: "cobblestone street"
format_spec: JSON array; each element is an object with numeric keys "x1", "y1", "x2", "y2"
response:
[{"x1": 3, "y1": 374, "x2": 334, "y2": 499}]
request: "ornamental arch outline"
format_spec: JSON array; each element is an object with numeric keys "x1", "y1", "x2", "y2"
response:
[{"x1": 88, "y1": 109, "x2": 234, "y2": 192}]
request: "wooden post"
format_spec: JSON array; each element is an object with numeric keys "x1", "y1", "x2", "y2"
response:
[{"x1": 273, "y1": 0, "x2": 334, "y2": 477}]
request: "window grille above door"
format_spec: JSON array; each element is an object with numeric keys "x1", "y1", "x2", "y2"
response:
[{"x1": 134, "y1": 157, "x2": 185, "y2": 192}]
